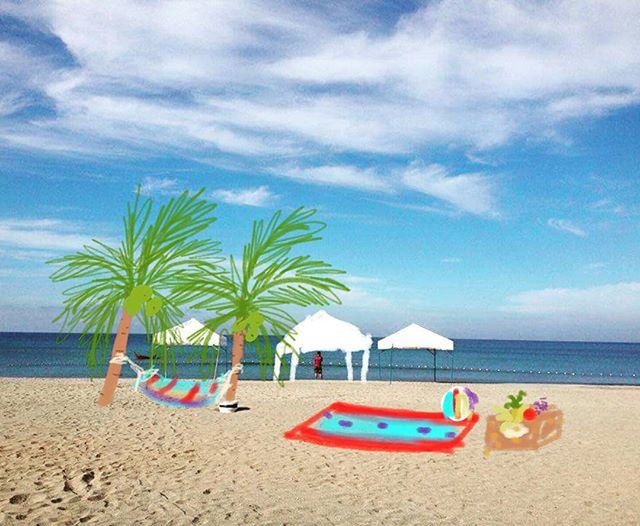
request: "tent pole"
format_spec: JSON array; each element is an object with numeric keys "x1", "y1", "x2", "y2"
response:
[
  {"x1": 389, "y1": 348, "x2": 393, "y2": 384},
  {"x1": 433, "y1": 350, "x2": 436, "y2": 383}
]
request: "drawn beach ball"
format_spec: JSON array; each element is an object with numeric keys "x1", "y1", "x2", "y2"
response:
[{"x1": 441, "y1": 386, "x2": 475, "y2": 421}]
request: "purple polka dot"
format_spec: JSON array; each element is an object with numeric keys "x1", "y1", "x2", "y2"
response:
[
  {"x1": 338, "y1": 419, "x2": 353, "y2": 427},
  {"x1": 417, "y1": 426, "x2": 431, "y2": 434},
  {"x1": 377, "y1": 422, "x2": 388, "y2": 429},
  {"x1": 446, "y1": 431, "x2": 457, "y2": 438},
  {"x1": 323, "y1": 412, "x2": 333, "y2": 419}
]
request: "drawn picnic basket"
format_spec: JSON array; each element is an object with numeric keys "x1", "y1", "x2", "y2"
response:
[{"x1": 484, "y1": 405, "x2": 563, "y2": 453}]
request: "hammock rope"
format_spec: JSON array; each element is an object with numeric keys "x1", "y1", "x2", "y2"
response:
[{"x1": 110, "y1": 353, "x2": 242, "y2": 409}]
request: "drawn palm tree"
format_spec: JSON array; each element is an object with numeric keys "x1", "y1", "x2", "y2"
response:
[
  {"x1": 178, "y1": 207, "x2": 349, "y2": 409},
  {"x1": 48, "y1": 188, "x2": 222, "y2": 406}
]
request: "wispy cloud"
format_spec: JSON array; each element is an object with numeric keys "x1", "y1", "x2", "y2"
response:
[
  {"x1": 0, "y1": 218, "x2": 115, "y2": 251},
  {"x1": 465, "y1": 152, "x2": 499, "y2": 167},
  {"x1": 0, "y1": 248, "x2": 56, "y2": 261},
  {"x1": 547, "y1": 218, "x2": 587, "y2": 237},
  {"x1": 591, "y1": 198, "x2": 626, "y2": 216},
  {"x1": 2, "y1": 0, "x2": 639, "y2": 160},
  {"x1": 339, "y1": 286, "x2": 393, "y2": 310},
  {"x1": 0, "y1": 268, "x2": 50, "y2": 278},
  {"x1": 401, "y1": 163, "x2": 499, "y2": 217},
  {"x1": 272, "y1": 162, "x2": 499, "y2": 217},
  {"x1": 139, "y1": 176, "x2": 180, "y2": 196},
  {"x1": 441, "y1": 257, "x2": 462, "y2": 264},
  {"x1": 501, "y1": 282, "x2": 640, "y2": 319},
  {"x1": 211, "y1": 186, "x2": 277, "y2": 207},
  {"x1": 275, "y1": 165, "x2": 393, "y2": 193}
]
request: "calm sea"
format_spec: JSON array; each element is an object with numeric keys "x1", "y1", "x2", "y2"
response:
[{"x1": 1, "y1": 332, "x2": 638, "y2": 385}]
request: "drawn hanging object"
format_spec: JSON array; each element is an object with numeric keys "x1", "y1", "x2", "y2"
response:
[{"x1": 110, "y1": 354, "x2": 241, "y2": 409}]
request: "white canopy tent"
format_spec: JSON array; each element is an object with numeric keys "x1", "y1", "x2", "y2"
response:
[
  {"x1": 153, "y1": 318, "x2": 222, "y2": 346},
  {"x1": 377, "y1": 323, "x2": 453, "y2": 382},
  {"x1": 273, "y1": 310, "x2": 373, "y2": 382}
]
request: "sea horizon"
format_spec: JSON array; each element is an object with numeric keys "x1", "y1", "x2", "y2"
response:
[
  {"x1": 2, "y1": 330, "x2": 639, "y2": 346},
  {"x1": 2, "y1": 331, "x2": 638, "y2": 386}
]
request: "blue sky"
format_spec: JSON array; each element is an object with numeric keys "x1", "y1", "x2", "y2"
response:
[{"x1": 1, "y1": 0, "x2": 639, "y2": 341}]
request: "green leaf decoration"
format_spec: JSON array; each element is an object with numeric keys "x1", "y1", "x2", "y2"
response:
[
  {"x1": 123, "y1": 284, "x2": 153, "y2": 316},
  {"x1": 247, "y1": 310, "x2": 265, "y2": 326},
  {"x1": 145, "y1": 297, "x2": 163, "y2": 316},
  {"x1": 47, "y1": 187, "x2": 223, "y2": 378},
  {"x1": 232, "y1": 317, "x2": 249, "y2": 333},
  {"x1": 174, "y1": 206, "x2": 349, "y2": 382},
  {"x1": 504, "y1": 390, "x2": 528, "y2": 409},
  {"x1": 245, "y1": 325, "x2": 260, "y2": 343}
]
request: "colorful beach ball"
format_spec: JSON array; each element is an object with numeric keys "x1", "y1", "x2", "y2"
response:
[{"x1": 441, "y1": 386, "x2": 477, "y2": 421}]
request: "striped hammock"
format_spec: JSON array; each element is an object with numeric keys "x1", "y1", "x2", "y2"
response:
[{"x1": 110, "y1": 354, "x2": 241, "y2": 409}]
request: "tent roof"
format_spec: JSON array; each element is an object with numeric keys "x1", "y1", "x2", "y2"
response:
[
  {"x1": 276, "y1": 310, "x2": 372, "y2": 354},
  {"x1": 377, "y1": 323, "x2": 453, "y2": 351},
  {"x1": 153, "y1": 318, "x2": 221, "y2": 346}
]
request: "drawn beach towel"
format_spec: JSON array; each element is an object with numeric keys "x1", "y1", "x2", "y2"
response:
[{"x1": 285, "y1": 401, "x2": 479, "y2": 453}]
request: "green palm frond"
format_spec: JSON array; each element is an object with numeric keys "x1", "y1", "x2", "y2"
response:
[
  {"x1": 48, "y1": 187, "x2": 223, "y2": 377},
  {"x1": 177, "y1": 206, "x2": 349, "y2": 382}
]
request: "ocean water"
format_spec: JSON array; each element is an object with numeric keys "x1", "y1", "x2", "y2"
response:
[{"x1": 1, "y1": 332, "x2": 638, "y2": 385}]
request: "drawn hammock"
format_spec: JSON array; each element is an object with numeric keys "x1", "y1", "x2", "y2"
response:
[{"x1": 111, "y1": 354, "x2": 242, "y2": 409}]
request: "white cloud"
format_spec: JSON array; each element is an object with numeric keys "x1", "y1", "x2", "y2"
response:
[
  {"x1": 441, "y1": 257, "x2": 462, "y2": 264},
  {"x1": 547, "y1": 218, "x2": 587, "y2": 237},
  {"x1": 339, "y1": 286, "x2": 393, "y2": 310},
  {"x1": 401, "y1": 163, "x2": 498, "y2": 217},
  {"x1": 547, "y1": 91, "x2": 640, "y2": 119},
  {"x1": 0, "y1": 218, "x2": 115, "y2": 251},
  {"x1": 501, "y1": 282, "x2": 640, "y2": 320},
  {"x1": 0, "y1": 248, "x2": 56, "y2": 261},
  {"x1": 275, "y1": 165, "x2": 393, "y2": 193},
  {"x1": 591, "y1": 199, "x2": 626, "y2": 216},
  {"x1": 272, "y1": 162, "x2": 498, "y2": 217},
  {"x1": 0, "y1": 268, "x2": 50, "y2": 278},
  {"x1": 465, "y1": 152, "x2": 499, "y2": 167},
  {"x1": 139, "y1": 176, "x2": 179, "y2": 196},
  {"x1": 2, "y1": 0, "x2": 640, "y2": 159},
  {"x1": 211, "y1": 186, "x2": 276, "y2": 207}
]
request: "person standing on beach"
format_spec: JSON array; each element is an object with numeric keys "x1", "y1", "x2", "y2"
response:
[{"x1": 313, "y1": 351, "x2": 324, "y2": 379}]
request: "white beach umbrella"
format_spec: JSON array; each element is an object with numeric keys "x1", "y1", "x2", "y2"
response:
[
  {"x1": 153, "y1": 318, "x2": 222, "y2": 346},
  {"x1": 273, "y1": 310, "x2": 373, "y2": 382},
  {"x1": 378, "y1": 323, "x2": 454, "y2": 382}
]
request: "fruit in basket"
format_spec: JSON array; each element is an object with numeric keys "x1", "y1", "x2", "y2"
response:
[
  {"x1": 523, "y1": 407, "x2": 537, "y2": 421},
  {"x1": 494, "y1": 391, "x2": 536, "y2": 438},
  {"x1": 533, "y1": 397, "x2": 549, "y2": 414},
  {"x1": 504, "y1": 390, "x2": 527, "y2": 410},
  {"x1": 500, "y1": 422, "x2": 529, "y2": 438}
]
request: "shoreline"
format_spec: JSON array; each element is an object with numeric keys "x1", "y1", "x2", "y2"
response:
[
  {"x1": 2, "y1": 376, "x2": 639, "y2": 388},
  {"x1": 3, "y1": 330, "x2": 640, "y2": 346}
]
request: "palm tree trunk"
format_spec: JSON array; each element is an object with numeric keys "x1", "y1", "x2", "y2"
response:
[
  {"x1": 222, "y1": 331, "x2": 244, "y2": 402},
  {"x1": 96, "y1": 309, "x2": 132, "y2": 407}
]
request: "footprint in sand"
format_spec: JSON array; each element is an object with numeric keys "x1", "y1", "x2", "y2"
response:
[{"x1": 9, "y1": 494, "x2": 29, "y2": 505}]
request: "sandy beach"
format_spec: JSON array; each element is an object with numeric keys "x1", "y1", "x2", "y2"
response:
[{"x1": 1, "y1": 378, "x2": 639, "y2": 525}]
